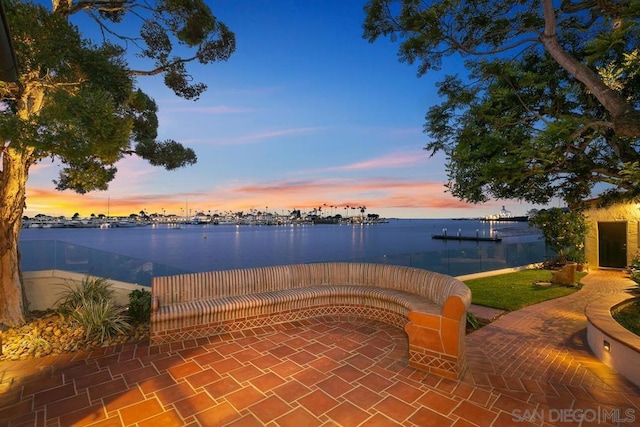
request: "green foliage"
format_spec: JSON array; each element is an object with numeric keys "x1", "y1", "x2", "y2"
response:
[
  {"x1": 0, "y1": 0, "x2": 235, "y2": 194},
  {"x1": 71, "y1": 299, "x2": 132, "y2": 343},
  {"x1": 626, "y1": 253, "x2": 640, "y2": 292},
  {"x1": 364, "y1": 0, "x2": 640, "y2": 205},
  {"x1": 612, "y1": 300, "x2": 640, "y2": 336},
  {"x1": 629, "y1": 253, "x2": 640, "y2": 271},
  {"x1": 57, "y1": 277, "x2": 115, "y2": 318},
  {"x1": 529, "y1": 208, "x2": 587, "y2": 263},
  {"x1": 0, "y1": 0, "x2": 235, "y2": 323},
  {"x1": 464, "y1": 269, "x2": 583, "y2": 311},
  {"x1": 20, "y1": 327, "x2": 51, "y2": 356},
  {"x1": 466, "y1": 312, "x2": 482, "y2": 331},
  {"x1": 56, "y1": 276, "x2": 131, "y2": 344},
  {"x1": 128, "y1": 288, "x2": 152, "y2": 324}
]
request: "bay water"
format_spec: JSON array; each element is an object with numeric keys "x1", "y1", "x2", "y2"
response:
[{"x1": 20, "y1": 219, "x2": 543, "y2": 280}]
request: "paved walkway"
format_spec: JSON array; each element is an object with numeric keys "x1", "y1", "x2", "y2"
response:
[{"x1": 0, "y1": 270, "x2": 638, "y2": 426}]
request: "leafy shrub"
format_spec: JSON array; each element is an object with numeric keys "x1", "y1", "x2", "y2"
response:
[
  {"x1": 71, "y1": 299, "x2": 132, "y2": 343},
  {"x1": 626, "y1": 254, "x2": 640, "y2": 294},
  {"x1": 128, "y1": 288, "x2": 151, "y2": 323},
  {"x1": 529, "y1": 208, "x2": 587, "y2": 264},
  {"x1": 57, "y1": 276, "x2": 114, "y2": 318}
]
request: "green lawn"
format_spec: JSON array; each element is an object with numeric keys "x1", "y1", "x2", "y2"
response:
[{"x1": 463, "y1": 269, "x2": 586, "y2": 311}]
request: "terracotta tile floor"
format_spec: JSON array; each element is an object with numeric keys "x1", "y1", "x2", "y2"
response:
[{"x1": 1, "y1": 270, "x2": 639, "y2": 426}]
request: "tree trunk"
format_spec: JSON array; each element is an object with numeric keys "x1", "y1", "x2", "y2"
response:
[{"x1": 0, "y1": 147, "x2": 31, "y2": 326}]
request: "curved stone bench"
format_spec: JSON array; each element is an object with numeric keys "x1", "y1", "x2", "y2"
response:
[{"x1": 150, "y1": 262, "x2": 472, "y2": 379}]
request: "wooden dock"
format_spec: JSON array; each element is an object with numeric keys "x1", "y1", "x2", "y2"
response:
[{"x1": 431, "y1": 234, "x2": 502, "y2": 242}]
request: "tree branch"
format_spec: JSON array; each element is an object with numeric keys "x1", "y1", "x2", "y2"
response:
[
  {"x1": 444, "y1": 34, "x2": 540, "y2": 56},
  {"x1": 569, "y1": 120, "x2": 615, "y2": 138},
  {"x1": 66, "y1": 0, "x2": 136, "y2": 15},
  {"x1": 128, "y1": 55, "x2": 197, "y2": 77},
  {"x1": 540, "y1": 0, "x2": 632, "y2": 120}
]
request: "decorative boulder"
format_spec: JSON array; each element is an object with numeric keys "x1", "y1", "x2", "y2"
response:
[{"x1": 551, "y1": 262, "x2": 577, "y2": 286}]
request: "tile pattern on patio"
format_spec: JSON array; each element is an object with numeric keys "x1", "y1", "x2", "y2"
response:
[{"x1": 0, "y1": 270, "x2": 639, "y2": 426}]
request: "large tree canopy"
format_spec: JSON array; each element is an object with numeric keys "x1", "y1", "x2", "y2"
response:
[
  {"x1": 363, "y1": 0, "x2": 640, "y2": 206},
  {"x1": 0, "y1": 0, "x2": 235, "y2": 325}
]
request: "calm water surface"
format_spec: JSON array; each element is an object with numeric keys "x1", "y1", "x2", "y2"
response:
[{"x1": 20, "y1": 219, "x2": 541, "y2": 273}]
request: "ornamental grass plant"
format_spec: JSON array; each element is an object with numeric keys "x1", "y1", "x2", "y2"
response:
[
  {"x1": 57, "y1": 276, "x2": 115, "y2": 318},
  {"x1": 56, "y1": 276, "x2": 132, "y2": 344}
]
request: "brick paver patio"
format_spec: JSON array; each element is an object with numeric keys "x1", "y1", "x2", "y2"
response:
[{"x1": 1, "y1": 270, "x2": 638, "y2": 426}]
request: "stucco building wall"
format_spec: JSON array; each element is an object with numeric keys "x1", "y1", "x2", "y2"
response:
[{"x1": 583, "y1": 204, "x2": 640, "y2": 268}]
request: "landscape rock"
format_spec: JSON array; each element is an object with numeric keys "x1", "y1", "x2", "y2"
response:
[{"x1": 0, "y1": 310, "x2": 149, "y2": 361}]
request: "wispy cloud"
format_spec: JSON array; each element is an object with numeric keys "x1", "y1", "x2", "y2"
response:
[
  {"x1": 333, "y1": 151, "x2": 428, "y2": 171},
  {"x1": 30, "y1": 162, "x2": 56, "y2": 173},
  {"x1": 298, "y1": 150, "x2": 429, "y2": 176},
  {"x1": 227, "y1": 177, "x2": 474, "y2": 210},
  {"x1": 162, "y1": 105, "x2": 254, "y2": 114},
  {"x1": 210, "y1": 127, "x2": 325, "y2": 146}
]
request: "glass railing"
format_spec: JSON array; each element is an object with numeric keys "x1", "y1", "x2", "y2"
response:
[
  {"x1": 19, "y1": 240, "x2": 191, "y2": 286},
  {"x1": 20, "y1": 239, "x2": 551, "y2": 286},
  {"x1": 357, "y1": 241, "x2": 551, "y2": 276}
]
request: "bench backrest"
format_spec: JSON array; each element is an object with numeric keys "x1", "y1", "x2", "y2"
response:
[{"x1": 152, "y1": 263, "x2": 471, "y2": 309}]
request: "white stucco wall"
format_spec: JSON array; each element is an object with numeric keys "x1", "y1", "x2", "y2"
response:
[
  {"x1": 23, "y1": 270, "x2": 147, "y2": 311},
  {"x1": 583, "y1": 204, "x2": 640, "y2": 268}
]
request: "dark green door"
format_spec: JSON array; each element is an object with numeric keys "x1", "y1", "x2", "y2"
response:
[{"x1": 598, "y1": 222, "x2": 627, "y2": 268}]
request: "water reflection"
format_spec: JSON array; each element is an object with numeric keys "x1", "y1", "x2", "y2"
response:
[{"x1": 20, "y1": 219, "x2": 543, "y2": 276}]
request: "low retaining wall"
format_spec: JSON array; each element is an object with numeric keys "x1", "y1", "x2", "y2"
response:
[
  {"x1": 586, "y1": 294, "x2": 640, "y2": 387},
  {"x1": 23, "y1": 270, "x2": 145, "y2": 311}
]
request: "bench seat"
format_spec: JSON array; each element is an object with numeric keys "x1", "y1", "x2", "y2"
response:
[
  {"x1": 153, "y1": 285, "x2": 441, "y2": 329},
  {"x1": 150, "y1": 263, "x2": 471, "y2": 380}
]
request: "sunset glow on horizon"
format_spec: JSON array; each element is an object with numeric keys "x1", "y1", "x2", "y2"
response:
[
  {"x1": 25, "y1": 166, "x2": 492, "y2": 219},
  {"x1": 23, "y1": 1, "x2": 550, "y2": 220}
]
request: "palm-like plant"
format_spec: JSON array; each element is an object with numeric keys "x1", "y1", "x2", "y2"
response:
[
  {"x1": 71, "y1": 299, "x2": 131, "y2": 343},
  {"x1": 57, "y1": 276, "x2": 114, "y2": 318},
  {"x1": 56, "y1": 276, "x2": 132, "y2": 344}
]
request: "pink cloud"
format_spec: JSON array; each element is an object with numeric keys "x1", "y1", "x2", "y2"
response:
[
  {"x1": 335, "y1": 151, "x2": 428, "y2": 171},
  {"x1": 210, "y1": 127, "x2": 325, "y2": 145},
  {"x1": 24, "y1": 176, "x2": 488, "y2": 218}
]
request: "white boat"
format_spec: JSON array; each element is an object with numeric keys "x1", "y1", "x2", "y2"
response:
[{"x1": 190, "y1": 216, "x2": 212, "y2": 225}]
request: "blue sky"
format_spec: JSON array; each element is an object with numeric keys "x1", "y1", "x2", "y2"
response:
[{"x1": 25, "y1": 0, "x2": 552, "y2": 219}]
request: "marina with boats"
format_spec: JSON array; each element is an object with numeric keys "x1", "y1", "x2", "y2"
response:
[
  {"x1": 22, "y1": 210, "x2": 390, "y2": 229},
  {"x1": 23, "y1": 205, "x2": 531, "y2": 230}
]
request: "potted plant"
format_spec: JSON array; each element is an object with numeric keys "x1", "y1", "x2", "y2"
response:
[
  {"x1": 530, "y1": 208, "x2": 588, "y2": 268},
  {"x1": 566, "y1": 248, "x2": 588, "y2": 271}
]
